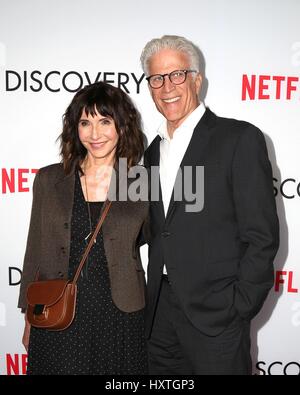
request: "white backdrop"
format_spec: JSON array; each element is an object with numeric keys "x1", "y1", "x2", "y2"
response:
[{"x1": 0, "y1": 0, "x2": 299, "y2": 375}]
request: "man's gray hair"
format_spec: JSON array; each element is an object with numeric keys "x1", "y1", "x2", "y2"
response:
[{"x1": 140, "y1": 35, "x2": 202, "y2": 76}]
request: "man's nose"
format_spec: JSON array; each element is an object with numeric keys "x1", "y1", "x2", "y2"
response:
[{"x1": 162, "y1": 76, "x2": 175, "y2": 93}]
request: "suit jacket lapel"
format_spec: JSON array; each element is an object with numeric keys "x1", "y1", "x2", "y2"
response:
[
  {"x1": 147, "y1": 136, "x2": 165, "y2": 221},
  {"x1": 165, "y1": 108, "x2": 216, "y2": 222}
]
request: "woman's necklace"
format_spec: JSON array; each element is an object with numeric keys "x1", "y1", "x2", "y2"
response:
[{"x1": 84, "y1": 173, "x2": 96, "y2": 245}]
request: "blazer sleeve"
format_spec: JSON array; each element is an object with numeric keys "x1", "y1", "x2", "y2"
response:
[
  {"x1": 231, "y1": 125, "x2": 279, "y2": 320},
  {"x1": 18, "y1": 171, "x2": 43, "y2": 311}
]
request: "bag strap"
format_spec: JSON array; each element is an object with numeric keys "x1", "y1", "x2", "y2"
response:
[{"x1": 72, "y1": 200, "x2": 112, "y2": 284}]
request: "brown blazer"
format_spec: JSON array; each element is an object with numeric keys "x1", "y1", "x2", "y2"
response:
[{"x1": 18, "y1": 163, "x2": 149, "y2": 313}]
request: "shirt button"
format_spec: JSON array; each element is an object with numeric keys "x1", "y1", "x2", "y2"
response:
[{"x1": 58, "y1": 271, "x2": 64, "y2": 278}]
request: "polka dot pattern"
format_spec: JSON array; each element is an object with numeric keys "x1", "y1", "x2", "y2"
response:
[{"x1": 27, "y1": 172, "x2": 148, "y2": 375}]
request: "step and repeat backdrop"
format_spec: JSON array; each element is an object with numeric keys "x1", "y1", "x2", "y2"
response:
[{"x1": 0, "y1": 0, "x2": 299, "y2": 375}]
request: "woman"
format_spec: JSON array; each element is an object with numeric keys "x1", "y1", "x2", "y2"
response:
[{"x1": 18, "y1": 81, "x2": 149, "y2": 375}]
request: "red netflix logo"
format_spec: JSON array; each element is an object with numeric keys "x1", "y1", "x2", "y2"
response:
[
  {"x1": 1, "y1": 168, "x2": 38, "y2": 194},
  {"x1": 242, "y1": 74, "x2": 299, "y2": 100},
  {"x1": 274, "y1": 271, "x2": 298, "y2": 293},
  {"x1": 1, "y1": 354, "x2": 28, "y2": 375}
]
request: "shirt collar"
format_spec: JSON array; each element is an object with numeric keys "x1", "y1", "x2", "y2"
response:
[{"x1": 158, "y1": 102, "x2": 206, "y2": 142}]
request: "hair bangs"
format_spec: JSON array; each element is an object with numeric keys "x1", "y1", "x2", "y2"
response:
[{"x1": 80, "y1": 91, "x2": 115, "y2": 121}]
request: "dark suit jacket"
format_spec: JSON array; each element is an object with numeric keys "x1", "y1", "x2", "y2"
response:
[
  {"x1": 144, "y1": 108, "x2": 279, "y2": 337},
  {"x1": 18, "y1": 163, "x2": 149, "y2": 313}
]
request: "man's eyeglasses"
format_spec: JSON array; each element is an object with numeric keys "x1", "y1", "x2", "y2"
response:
[{"x1": 146, "y1": 69, "x2": 198, "y2": 89}]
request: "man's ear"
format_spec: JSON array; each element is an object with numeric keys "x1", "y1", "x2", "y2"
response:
[{"x1": 195, "y1": 73, "x2": 202, "y2": 94}]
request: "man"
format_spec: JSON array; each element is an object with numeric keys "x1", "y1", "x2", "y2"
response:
[{"x1": 141, "y1": 35, "x2": 279, "y2": 375}]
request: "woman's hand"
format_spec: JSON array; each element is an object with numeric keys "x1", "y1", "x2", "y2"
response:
[{"x1": 22, "y1": 315, "x2": 31, "y2": 352}]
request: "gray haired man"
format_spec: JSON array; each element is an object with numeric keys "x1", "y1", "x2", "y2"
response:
[{"x1": 142, "y1": 35, "x2": 279, "y2": 375}]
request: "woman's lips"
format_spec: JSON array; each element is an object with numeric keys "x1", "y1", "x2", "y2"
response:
[{"x1": 90, "y1": 141, "x2": 107, "y2": 149}]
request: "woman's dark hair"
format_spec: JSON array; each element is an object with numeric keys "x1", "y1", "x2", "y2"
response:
[{"x1": 59, "y1": 81, "x2": 145, "y2": 174}]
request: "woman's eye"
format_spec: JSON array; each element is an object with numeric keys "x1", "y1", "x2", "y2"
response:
[
  {"x1": 101, "y1": 118, "x2": 111, "y2": 125},
  {"x1": 79, "y1": 120, "x2": 89, "y2": 127}
]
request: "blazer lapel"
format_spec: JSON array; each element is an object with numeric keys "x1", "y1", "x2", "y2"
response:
[
  {"x1": 165, "y1": 108, "x2": 217, "y2": 223},
  {"x1": 55, "y1": 168, "x2": 75, "y2": 220},
  {"x1": 147, "y1": 136, "x2": 165, "y2": 221}
]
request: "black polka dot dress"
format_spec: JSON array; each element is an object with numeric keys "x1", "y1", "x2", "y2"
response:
[{"x1": 27, "y1": 172, "x2": 148, "y2": 375}]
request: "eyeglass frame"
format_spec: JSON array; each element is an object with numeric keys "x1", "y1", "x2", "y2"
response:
[{"x1": 146, "y1": 69, "x2": 198, "y2": 89}]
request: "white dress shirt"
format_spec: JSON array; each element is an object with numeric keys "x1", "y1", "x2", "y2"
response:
[
  {"x1": 158, "y1": 103, "x2": 206, "y2": 275},
  {"x1": 158, "y1": 103, "x2": 206, "y2": 217}
]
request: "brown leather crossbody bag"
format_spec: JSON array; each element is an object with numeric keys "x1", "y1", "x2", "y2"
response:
[{"x1": 26, "y1": 201, "x2": 112, "y2": 331}]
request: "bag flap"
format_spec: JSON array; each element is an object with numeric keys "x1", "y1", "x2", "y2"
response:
[{"x1": 26, "y1": 279, "x2": 70, "y2": 306}]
